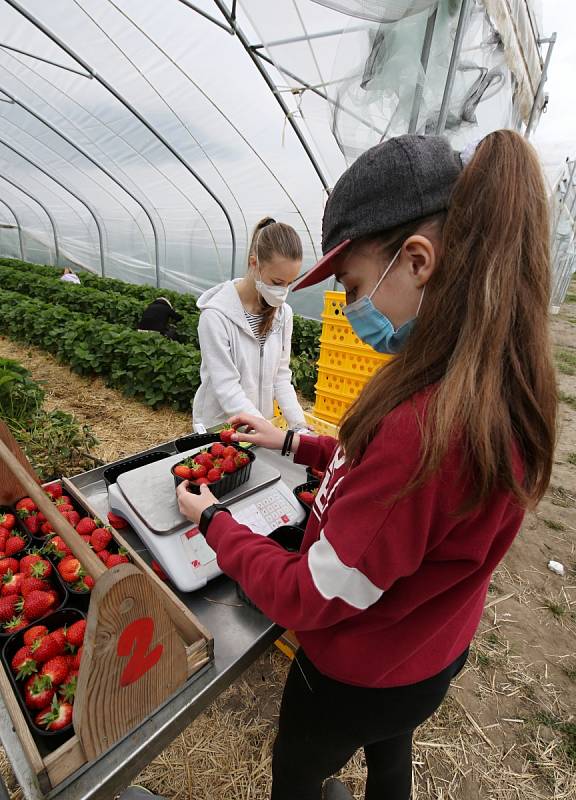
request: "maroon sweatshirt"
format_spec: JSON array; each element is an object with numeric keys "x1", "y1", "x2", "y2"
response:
[{"x1": 206, "y1": 389, "x2": 524, "y2": 687}]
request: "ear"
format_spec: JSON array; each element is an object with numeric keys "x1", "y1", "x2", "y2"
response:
[
  {"x1": 248, "y1": 253, "x2": 257, "y2": 270},
  {"x1": 402, "y1": 235, "x2": 437, "y2": 287}
]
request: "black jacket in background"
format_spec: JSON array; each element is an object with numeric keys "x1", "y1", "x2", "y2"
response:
[{"x1": 137, "y1": 300, "x2": 183, "y2": 334}]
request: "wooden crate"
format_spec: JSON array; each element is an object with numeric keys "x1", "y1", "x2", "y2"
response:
[{"x1": 0, "y1": 477, "x2": 213, "y2": 793}]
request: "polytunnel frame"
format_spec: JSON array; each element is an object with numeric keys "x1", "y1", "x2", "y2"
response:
[
  {"x1": 0, "y1": 137, "x2": 106, "y2": 276},
  {"x1": 0, "y1": 86, "x2": 162, "y2": 287},
  {"x1": 6, "y1": 0, "x2": 238, "y2": 278},
  {"x1": 0, "y1": 197, "x2": 24, "y2": 259},
  {"x1": 0, "y1": 172, "x2": 59, "y2": 263}
]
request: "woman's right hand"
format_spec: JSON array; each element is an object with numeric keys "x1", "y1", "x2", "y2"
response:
[{"x1": 228, "y1": 414, "x2": 287, "y2": 450}]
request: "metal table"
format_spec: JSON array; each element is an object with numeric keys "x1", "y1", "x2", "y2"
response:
[{"x1": 0, "y1": 442, "x2": 308, "y2": 800}]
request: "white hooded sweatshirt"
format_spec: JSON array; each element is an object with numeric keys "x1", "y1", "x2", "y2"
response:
[{"x1": 192, "y1": 280, "x2": 306, "y2": 428}]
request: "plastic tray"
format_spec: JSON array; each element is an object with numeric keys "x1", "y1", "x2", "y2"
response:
[
  {"x1": 2, "y1": 608, "x2": 85, "y2": 753},
  {"x1": 236, "y1": 525, "x2": 305, "y2": 611},
  {"x1": 293, "y1": 480, "x2": 320, "y2": 515},
  {"x1": 172, "y1": 445, "x2": 255, "y2": 499},
  {"x1": 103, "y1": 450, "x2": 172, "y2": 487}
]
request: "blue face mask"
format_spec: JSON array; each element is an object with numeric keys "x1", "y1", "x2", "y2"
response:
[{"x1": 343, "y1": 249, "x2": 424, "y2": 355}]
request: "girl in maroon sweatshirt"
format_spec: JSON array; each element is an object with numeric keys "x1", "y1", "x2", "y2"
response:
[{"x1": 177, "y1": 131, "x2": 556, "y2": 800}]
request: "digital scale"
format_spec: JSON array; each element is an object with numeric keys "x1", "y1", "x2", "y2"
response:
[{"x1": 107, "y1": 446, "x2": 306, "y2": 592}]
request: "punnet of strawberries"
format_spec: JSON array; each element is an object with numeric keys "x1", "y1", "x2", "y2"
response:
[
  {"x1": 15, "y1": 483, "x2": 130, "y2": 594},
  {"x1": 10, "y1": 616, "x2": 86, "y2": 732},
  {"x1": 173, "y1": 439, "x2": 251, "y2": 486}
]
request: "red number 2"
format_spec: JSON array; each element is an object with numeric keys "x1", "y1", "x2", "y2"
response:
[{"x1": 117, "y1": 616, "x2": 164, "y2": 687}]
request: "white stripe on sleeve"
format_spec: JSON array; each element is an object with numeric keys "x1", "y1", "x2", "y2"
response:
[{"x1": 307, "y1": 531, "x2": 384, "y2": 610}]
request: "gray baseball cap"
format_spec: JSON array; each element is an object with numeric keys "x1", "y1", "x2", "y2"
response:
[{"x1": 293, "y1": 134, "x2": 462, "y2": 291}]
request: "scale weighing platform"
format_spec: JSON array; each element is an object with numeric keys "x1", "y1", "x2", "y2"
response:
[{"x1": 107, "y1": 446, "x2": 306, "y2": 592}]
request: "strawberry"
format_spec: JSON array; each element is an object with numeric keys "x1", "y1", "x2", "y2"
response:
[
  {"x1": 0, "y1": 513, "x2": 16, "y2": 530},
  {"x1": 174, "y1": 465, "x2": 192, "y2": 480},
  {"x1": 46, "y1": 590, "x2": 59, "y2": 608},
  {"x1": 0, "y1": 557, "x2": 19, "y2": 577},
  {"x1": 0, "y1": 528, "x2": 8, "y2": 549},
  {"x1": 41, "y1": 522, "x2": 54, "y2": 536},
  {"x1": 5, "y1": 535, "x2": 26, "y2": 557},
  {"x1": 0, "y1": 595, "x2": 19, "y2": 622},
  {"x1": 11, "y1": 645, "x2": 38, "y2": 679},
  {"x1": 79, "y1": 535, "x2": 91, "y2": 546},
  {"x1": 29, "y1": 559, "x2": 52, "y2": 580},
  {"x1": 210, "y1": 443, "x2": 226, "y2": 458},
  {"x1": 219, "y1": 425, "x2": 236, "y2": 443},
  {"x1": 66, "y1": 620, "x2": 86, "y2": 648},
  {"x1": 21, "y1": 577, "x2": 50, "y2": 597},
  {"x1": 43, "y1": 535, "x2": 71, "y2": 558},
  {"x1": 36, "y1": 512, "x2": 46, "y2": 523},
  {"x1": 151, "y1": 560, "x2": 168, "y2": 581},
  {"x1": 97, "y1": 550, "x2": 110, "y2": 564},
  {"x1": 221, "y1": 445, "x2": 237, "y2": 459},
  {"x1": 192, "y1": 477, "x2": 210, "y2": 486},
  {"x1": 235, "y1": 452, "x2": 250, "y2": 467},
  {"x1": 35, "y1": 697, "x2": 73, "y2": 730},
  {"x1": 189, "y1": 462, "x2": 207, "y2": 479},
  {"x1": 72, "y1": 576, "x2": 94, "y2": 592},
  {"x1": 106, "y1": 554, "x2": 129, "y2": 568},
  {"x1": 298, "y1": 490, "x2": 317, "y2": 506},
  {"x1": 20, "y1": 554, "x2": 40, "y2": 573},
  {"x1": 50, "y1": 628, "x2": 67, "y2": 655},
  {"x1": 59, "y1": 672, "x2": 78, "y2": 703},
  {"x1": 309, "y1": 467, "x2": 325, "y2": 480},
  {"x1": 71, "y1": 646, "x2": 83, "y2": 670},
  {"x1": 17, "y1": 590, "x2": 55, "y2": 620},
  {"x1": 24, "y1": 675, "x2": 55, "y2": 710},
  {"x1": 45, "y1": 483, "x2": 63, "y2": 500},
  {"x1": 57, "y1": 504, "x2": 74, "y2": 515},
  {"x1": 90, "y1": 527, "x2": 112, "y2": 552},
  {"x1": 32, "y1": 632, "x2": 65, "y2": 663},
  {"x1": 41, "y1": 656, "x2": 70, "y2": 686},
  {"x1": 194, "y1": 452, "x2": 213, "y2": 469},
  {"x1": 63, "y1": 511, "x2": 80, "y2": 527},
  {"x1": 16, "y1": 498, "x2": 37, "y2": 513},
  {"x1": 220, "y1": 457, "x2": 236, "y2": 474},
  {"x1": 4, "y1": 615, "x2": 30, "y2": 633},
  {"x1": 107, "y1": 511, "x2": 128, "y2": 529},
  {"x1": 206, "y1": 468, "x2": 222, "y2": 483},
  {"x1": 23, "y1": 625, "x2": 48, "y2": 647},
  {"x1": 1, "y1": 571, "x2": 24, "y2": 596},
  {"x1": 75, "y1": 517, "x2": 97, "y2": 536},
  {"x1": 20, "y1": 513, "x2": 41, "y2": 535}
]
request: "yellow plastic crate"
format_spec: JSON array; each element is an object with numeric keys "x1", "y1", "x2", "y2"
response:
[
  {"x1": 313, "y1": 390, "x2": 351, "y2": 424},
  {"x1": 315, "y1": 366, "x2": 367, "y2": 400},
  {"x1": 322, "y1": 290, "x2": 347, "y2": 320},
  {"x1": 272, "y1": 405, "x2": 339, "y2": 437},
  {"x1": 317, "y1": 346, "x2": 391, "y2": 380}
]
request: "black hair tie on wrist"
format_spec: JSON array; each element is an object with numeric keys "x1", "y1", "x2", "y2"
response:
[{"x1": 282, "y1": 429, "x2": 295, "y2": 456}]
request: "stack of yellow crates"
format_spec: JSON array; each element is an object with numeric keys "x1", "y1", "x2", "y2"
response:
[{"x1": 313, "y1": 291, "x2": 392, "y2": 424}]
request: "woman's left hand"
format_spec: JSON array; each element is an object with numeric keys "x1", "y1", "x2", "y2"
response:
[{"x1": 176, "y1": 481, "x2": 218, "y2": 524}]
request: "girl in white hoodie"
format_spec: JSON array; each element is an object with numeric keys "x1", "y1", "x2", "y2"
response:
[{"x1": 192, "y1": 218, "x2": 307, "y2": 429}]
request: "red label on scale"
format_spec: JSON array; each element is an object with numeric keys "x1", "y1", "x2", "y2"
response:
[{"x1": 185, "y1": 527, "x2": 200, "y2": 539}]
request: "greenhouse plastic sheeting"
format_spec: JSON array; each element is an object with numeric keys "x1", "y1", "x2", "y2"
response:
[{"x1": 0, "y1": 1, "x2": 544, "y2": 318}]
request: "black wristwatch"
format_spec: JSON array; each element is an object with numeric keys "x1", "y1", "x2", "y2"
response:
[{"x1": 199, "y1": 503, "x2": 231, "y2": 536}]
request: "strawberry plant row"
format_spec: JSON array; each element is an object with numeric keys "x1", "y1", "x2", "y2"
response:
[
  {"x1": 0, "y1": 289, "x2": 201, "y2": 409},
  {"x1": 0, "y1": 263, "x2": 200, "y2": 348},
  {"x1": 0, "y1": 258, "x2": 199, "y2": 315}
]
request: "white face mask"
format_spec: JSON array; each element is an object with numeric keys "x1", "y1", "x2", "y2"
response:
[
  {"x1": 255, "y1": 277, "x2": 289, "y2": 307},
  {"x1": 254, "y1": 234, "x2": 290, "y2": 306}
]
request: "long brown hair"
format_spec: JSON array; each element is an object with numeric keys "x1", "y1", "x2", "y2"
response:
[
  {"x1": 248, "y1": 217, "x2": 302, "y2": 336},
  {"x1": 339, "y1": 130, "x2": 556, "y2": 510}
]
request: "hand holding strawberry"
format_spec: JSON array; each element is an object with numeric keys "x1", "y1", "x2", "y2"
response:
[
  {"x1": 226, "y1": 413, "x2": 296, "y2": 451},
  {"x1": 176, "y1": 482, "x2": 218, "y2": 525}
]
